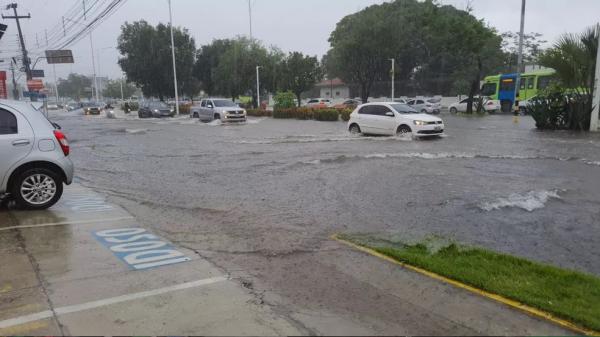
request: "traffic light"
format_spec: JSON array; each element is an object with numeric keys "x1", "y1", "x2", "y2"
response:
[{"x1": 0, "y1": 24, "x2": 7, "y2": 41}]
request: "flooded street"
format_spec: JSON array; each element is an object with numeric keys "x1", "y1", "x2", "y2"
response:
[{"x1": 9, "y1": 109, "x2": 596, "y2": 335}]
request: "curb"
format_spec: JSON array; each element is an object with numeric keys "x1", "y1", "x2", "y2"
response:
[{"x1": 331, "y1": 234, "x2": 599, "y2": 336}]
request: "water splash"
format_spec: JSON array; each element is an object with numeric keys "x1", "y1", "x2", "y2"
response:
[{"x1": 479, "y1": 190, "x2": 563, "y2": 212}]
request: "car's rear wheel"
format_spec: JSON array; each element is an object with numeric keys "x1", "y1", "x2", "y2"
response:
[
  {"x1": 397, "y1": 125, "x2": 412, "y2": 136},
  {"x1": 349, "y1": 124, "x2": 362, "y2": 135},
  {"x1": 11, "y1": 168, "x2": 63, "y2": 210},
  {"x1": 450, "y1": 107, "x2": 458, "y2": 114}
]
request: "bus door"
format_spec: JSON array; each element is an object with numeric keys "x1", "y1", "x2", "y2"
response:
[
  {"x1": 499, "y1": 74, "x2": 517, "y2": 113},
  {"x1": 520, "y1": 76, "x2": 534, "y2": 101}
]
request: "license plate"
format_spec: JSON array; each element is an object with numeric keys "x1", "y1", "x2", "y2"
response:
[{"x1": 434, "y1": 126, "x2": 442, "y2": 131}]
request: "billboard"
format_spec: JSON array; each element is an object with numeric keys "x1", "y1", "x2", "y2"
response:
[{"x1": 27, "y1": 79, "x2": 44, "y2": 91}]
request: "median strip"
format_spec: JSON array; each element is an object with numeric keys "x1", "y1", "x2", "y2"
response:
[{"x1": 332, "y1": 234, "x2": 600, "y2": 336}]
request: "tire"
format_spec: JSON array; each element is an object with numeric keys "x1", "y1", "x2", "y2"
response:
[
  {"x1": 349, "y1": 124, "x2": 362, "y2": 135},
  {"x1": 214, "y1": 114, "x2": 221, "y2": 121},
  {"x1": 193, "y1": 112, "x2": 199, "y2": 118},
  {"x1": 11, "y1": 168, "x2": 63, "y2": 210},
  {"x1": 421, "y1": 109, "x2": 428, "y2": 113},
  {"x1": 450, "y1": 107, "x2": 458, "y2": 114},
  {"x1": 397, "y1": 125, "x2": 412, "y2": 136}
]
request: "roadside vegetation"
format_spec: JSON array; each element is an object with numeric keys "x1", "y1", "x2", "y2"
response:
[
  {"x1": 338, "y1": 234, "x2": 600, "y2": 332},
  {"x1": 531, "y1": 25, "x2": 599, "y2": 131}
]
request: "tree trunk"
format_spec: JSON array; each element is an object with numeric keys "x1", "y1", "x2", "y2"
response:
[
  {"x1": 360, "y1": 82, "x2": 368, "y2": 104},
  {"x1": 296, "y1": 92, "x2": 302, "y2": 107},
  {"x1": 467, "y1": 57, "x2": 483, "y2": 114}
]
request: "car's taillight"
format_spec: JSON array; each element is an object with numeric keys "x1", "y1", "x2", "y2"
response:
[
  {"x1": 53, "y1": 130, "x2": 70, "y2": 156},
  {"x1": 487, "y1": 101, "x2": 495, "y2": 106}
]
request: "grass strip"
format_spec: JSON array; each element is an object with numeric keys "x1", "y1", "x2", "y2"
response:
[{"x1": 338, "y1": 234, "x2": 600, "y2": 332}]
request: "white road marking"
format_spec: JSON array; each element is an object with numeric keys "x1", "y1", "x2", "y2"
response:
[
  {"x1": 0, "y1": 217, "x2": 135, "y2": 232},
  {"x1": 0, "y1": 276, "x2": 228, "y2": 329}
]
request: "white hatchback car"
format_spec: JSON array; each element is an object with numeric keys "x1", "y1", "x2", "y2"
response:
[{"x1": 348, "y1": 102, "x2": 444, "y2": 137}]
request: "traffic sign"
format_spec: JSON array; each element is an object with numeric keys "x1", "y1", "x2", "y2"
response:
[
  {"x1": 45, "y1": 50, "x2": 74, "y2": 64},
  {"x1": 27, "y1": 79, "x2": 44, "y2": 91},
  {"x1": 0, "y1": 24, "x2": 7, "y2": 41},
  {"x1": 31, "y1": 69, "x2": 45, "y2": 78}
]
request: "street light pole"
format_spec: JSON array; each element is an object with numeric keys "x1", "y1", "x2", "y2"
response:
[
  {"x1": 591, "y1": 24, "x2": 600, "y2": 132},
  {"x1": 120, "y1": 79, "x2": 124, "y2": 101},
  {"x1": 514, "y1": 0, "x2": 526, "y2": 115},
  {"x1": 168, "y1": 0, "x2": 180, "y2": 115},
  {"x1": 256, "y1": 66, "x2": 261, "y2": 109},
  {"x1": 248, "y1": 0, "x2": 253, "y2": 39},
  {"x1": 89, "y1": 32, "x2": 99, "y2": 101},
  {"x1": 389, "y1": 58, "x2": 395, "y2": 101}
]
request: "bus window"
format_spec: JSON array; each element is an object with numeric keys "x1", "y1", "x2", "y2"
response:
[
  {"x1": 481, "y1": 83, "x2": 497, "y2": 96},
  {"x1": 500, "y1": 79, "x2": 515, "y2": 92},
  {"x1": 537, "y1": 76, "x2": 555, "y2": 90},
  {"x1": 527, "y1": 79, "x2": 534, "y2": 90}
]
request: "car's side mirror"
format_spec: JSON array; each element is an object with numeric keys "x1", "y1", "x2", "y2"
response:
[{"x1": 385, "y1": 112, "x2": 395, "y2": 117}]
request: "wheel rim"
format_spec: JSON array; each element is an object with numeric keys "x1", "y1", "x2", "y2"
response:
[
  {"x1": 398, "y1": 127, "x2": 410, "y2": 135},
  {"x1": 20, "y1": 174, "x2": 57, "y2": 205},
  {"x1": 350, "y1": 125, "x2": 360, "y2": 134}
]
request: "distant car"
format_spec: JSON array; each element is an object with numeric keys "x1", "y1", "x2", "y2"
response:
[
  {"x1": 0, "y1": 100, "x2": 74, "y2": 209},
  {"x1": 518, "y1": 96, "x2": 536, "y2": 115},
  {"x1": 191, "y1": 99, "x2": 247, "y2": 123},
  {"x1": 334, "y1": 99, "x2": 362, "y2": 109},
  {"x1": 449, "y1": 97, "x2": 499, "y2": 114},
  {"x1": 81, "y1": 102, "x2": 103, "y2": 115},
  {"x1": 305, "y1": 98, "x2": 332, "y2": 109},
  {"x1": 46, "y1": 102, "x2": 61, "y2": 110},
  {"x1": 347, "y1": 102, "x2": 444, "y2": 137},
  {"x1": 393, "y1": 98, "x2": 408, "y2": 104},
  {"x1": 138, "y1": 101, "x2": 175, "y2": 118},
  {"x1": 407, "y1": 99, "x2": 441, "y2": 114}
]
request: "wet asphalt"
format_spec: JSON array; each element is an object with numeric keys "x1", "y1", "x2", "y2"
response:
[{"x1": 37, "y1": 108, "x2": 600, "y2": 334}]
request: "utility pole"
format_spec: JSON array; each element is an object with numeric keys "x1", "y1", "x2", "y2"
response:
[
  {"x1": 514, "y1": 0, "x2": 526, "y2": 115},
  {"x1": 168, "y1": 0, "x2": 180, "y2": 115},
  {"x1": 2, "y1": 4, "x2": 32, "y2": 81},
  {"x1": 10, "y1": 58, "x2": 19, "y2": 99},
  {"x1": 45, "y1": 29, "x2": 60, "y2": 103},
  {"x1": 256, "y1": 66, "x2": 261, "y2": 109},
  {"x1": 248, "y1": 0, "x2": 253, "y2": 40},
  {"x1": 120, "y1": 79, "x2": 124, "y2": 101},
  {"x1": 389, "y1": 58, "x2": 395, "y2": 101},
  {"x1": 591, "y1": 24, "x2": 600, "y2": 132}
]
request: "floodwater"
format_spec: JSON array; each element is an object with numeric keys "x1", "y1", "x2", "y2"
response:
[{"x1": 51, "y1": 110, "x2": 600, "y2": 276}]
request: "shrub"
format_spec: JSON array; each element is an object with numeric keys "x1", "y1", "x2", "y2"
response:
[
  {"x1": 178, "y1": 103, "x2": 192, "y2": 114},
  {"x1": 120, "y1": 102, "x2": 139, "y2": 111},
  {"x1": 339, "y1": 108, "x2": 352, "y2": 122},
  {"x1": 273, "y1": 108, "x2": 297, "y2": 119},
  {"x1": 274, "y1": 91, "x2": 297, "y2": 111},
  {"x1": 529, "y1": 87, "x2": 592, "y2": 131},
  {"x1": 246, "y1": 109, "x2": 272, "y2": 117},
  {"x1": 314, "y1": 109, "x2": 339, "y2": 121}
]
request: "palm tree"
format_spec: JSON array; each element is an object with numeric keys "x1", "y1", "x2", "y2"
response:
[{"x1": 539, "y1": 25, "x2": 599, "y2": 94}]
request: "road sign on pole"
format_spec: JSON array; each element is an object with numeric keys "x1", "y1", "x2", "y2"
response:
[
  {"x1": 45, "y1": 50, "x2": 74, "y2": 64},
  {"x1": 31, "y1": 69, "x2": 45, "y2": 78}
]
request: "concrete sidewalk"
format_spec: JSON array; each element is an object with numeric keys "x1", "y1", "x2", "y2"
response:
[{"x1": 0, "y1": 184, "x2": 302, "y2": 336}]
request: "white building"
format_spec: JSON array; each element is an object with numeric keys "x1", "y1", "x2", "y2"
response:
[{"x1": 315, "y1": 78, "x2": 350, "y2": 102}]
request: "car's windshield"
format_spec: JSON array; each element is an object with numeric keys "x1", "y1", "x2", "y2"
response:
[
  {"x1": 147, "y1": 102, "x2": 169, "y2": 109},
  {"x1": 213, "y1": 99, "x2": 237, "y2": 107},
  {"x1": 390, "y1": 104, "x2": 418, "y2": 114}
]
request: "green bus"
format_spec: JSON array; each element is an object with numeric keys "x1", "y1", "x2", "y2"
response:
[{"x1": 481, "y1": 69, "x2": 556, "y2": 112}]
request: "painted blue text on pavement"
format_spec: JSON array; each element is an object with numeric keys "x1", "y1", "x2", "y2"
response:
[{"x1": 94, "y1": 227, "x2": 191, "y2": 270}]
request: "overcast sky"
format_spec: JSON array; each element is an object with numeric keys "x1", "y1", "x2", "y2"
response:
[{"x1": 0, "y1": 0, "x2": 599, "y2": 82}]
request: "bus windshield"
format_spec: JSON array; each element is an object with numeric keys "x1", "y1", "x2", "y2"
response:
[{"x1": 481, "y1": 83, "x2": 497, "y2": 96}]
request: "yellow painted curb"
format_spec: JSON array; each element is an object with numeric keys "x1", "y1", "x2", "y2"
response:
[{"x1": 331, "y1": 234, "x2": 600, "y2": 336}]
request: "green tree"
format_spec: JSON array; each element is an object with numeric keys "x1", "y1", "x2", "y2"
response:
[
  {"x1": 102, "y1": 79, "x2": 138, "y2": 99},
  {"x1": 194, "y1": 39, "x2": 234, "y2": 96},
  {"x1": 325, "y1": 0, "x2": 505, "y2": 102},
  {"x1": 117, "y1": 21, "x2": 196, "y2": 101},
  {"x1": 279, "y1": 52, "x2": 323, "y2": 107},
  {"x1": 539, "y1": 25, "x2": 599, "y2": 93},
  {"x1": 501, "y1": 32, "x2": 547, "y2": 71},
  {"x1": 57, "y1": 73, "x2": 92, "y2": 100}
]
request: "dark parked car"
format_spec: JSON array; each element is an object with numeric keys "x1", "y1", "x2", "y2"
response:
[{"x1": 138, "y1": 101, "x2": 175, "y2": 119}]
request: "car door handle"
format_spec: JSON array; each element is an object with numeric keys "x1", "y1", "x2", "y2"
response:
[{"x1": 12, "y1": 139, "x2": 30, "y2": 146}]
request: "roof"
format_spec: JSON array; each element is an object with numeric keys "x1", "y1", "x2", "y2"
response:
[{"x1": 315, "y1": 78, "x2": 346, "y2": 87}]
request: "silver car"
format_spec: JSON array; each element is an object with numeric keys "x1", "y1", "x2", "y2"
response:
[
  {"x1": 407, "y1": 98, "x2": 442, "y2": 114},
  {"x1": 0, "y1": 100, "x2": 74, "y2": 209},
  {"x1": 191, "y1": 98, "x2": 247, "y2": 123}
]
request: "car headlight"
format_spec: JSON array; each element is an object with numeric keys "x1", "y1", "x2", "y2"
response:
[
  {"x1": 413, "y1": 120, "x2": 426, "y2": 126},
  {"x1": 153, "y1": 109, "x2": 159, "y2": 113}
]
